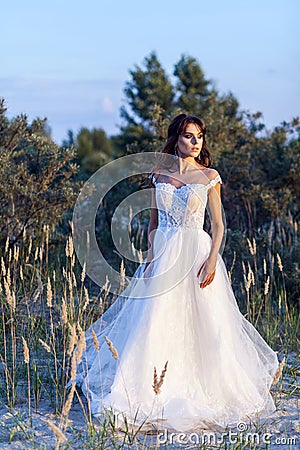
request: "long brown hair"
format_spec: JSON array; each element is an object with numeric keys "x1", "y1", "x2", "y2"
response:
[
  {"x1": 165, "y1": 114, "x2": 212, "y2": 166},
  {"x1": 148, "y1": 114, "x2": 213, "y2": 184}
]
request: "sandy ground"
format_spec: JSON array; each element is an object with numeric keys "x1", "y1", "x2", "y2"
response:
[{"x1": 0, "y1": 352, "x2": 299, "y2": 449}]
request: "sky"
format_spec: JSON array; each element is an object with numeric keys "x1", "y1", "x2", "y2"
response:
[{"x1": 1, "y1": 0, "x2": 299, "y2": 144}]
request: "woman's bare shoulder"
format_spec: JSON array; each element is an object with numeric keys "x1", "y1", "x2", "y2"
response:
[
  {"x1": 197, "y1": 166, "x2": 220, "y2": 181},
  {"x1": 207, "y1": 168, "x2": 220, "y2": 180}
]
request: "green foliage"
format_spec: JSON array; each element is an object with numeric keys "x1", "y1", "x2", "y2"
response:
[
  {"x1": 75, "y1": 127, "x2": 116, "y2": 177},
  {"x1": 216, "y1": 114, "x2": 300, "y2": 231},
  {"x1": 116, "y1": 52, "x2": 175, "y2": 150},
  {"x1": 115, "y1": 52, "x2": 300, "y2": 235},
  {"x1": 174, "y1": 55, "x2": 210, "y2": 108},
  {"x1": 0, "y1": 99, "x2": 80, "y2": 245},
  {"x1": 116, "y1": 52, "x2": 243, "y2": 158},
  {"x1": 121, "y1": 51, "x2": 174, "y2": 125}
]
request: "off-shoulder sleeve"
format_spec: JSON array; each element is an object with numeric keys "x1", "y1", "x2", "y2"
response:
[{"x1": 207, "y1": 173, "x2": 222, "y2": 189}]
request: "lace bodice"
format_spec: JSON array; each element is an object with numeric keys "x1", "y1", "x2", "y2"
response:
[{"x1": 151, "y1": 173, "x2": 222, "y2": 230}]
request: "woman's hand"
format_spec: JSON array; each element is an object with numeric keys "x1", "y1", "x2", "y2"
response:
[{"x1": 197, "y1": 257, "x2": 216, "y2": 288}]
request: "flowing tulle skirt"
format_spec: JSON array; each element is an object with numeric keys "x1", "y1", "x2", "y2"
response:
[{"x1": 76, "y1": 227, "x2": 279, "y2": 432}]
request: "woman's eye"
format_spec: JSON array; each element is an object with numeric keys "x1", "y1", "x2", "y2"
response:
[{"x1": 183, "y1": 134, "x2": 203, "y2": 139}]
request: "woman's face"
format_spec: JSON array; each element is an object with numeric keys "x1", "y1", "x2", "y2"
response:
[{"x1": 177, "y1": 122, "x2": 203, "y2": 159}]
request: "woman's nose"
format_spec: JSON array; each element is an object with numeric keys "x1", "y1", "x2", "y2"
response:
[{"x1": 191, "y1": 136, "x2": 197, "y2": 144}]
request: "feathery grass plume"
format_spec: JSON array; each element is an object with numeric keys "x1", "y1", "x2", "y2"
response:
[
  {"x1": 264, "y1": 276, "x2": 270, "y2": 296},
  {"x1": 244, "y1": 268, "x2": 251, "y2": 293},
  {"x1": 65, "y1": 235, "x2": 74, "y2": 258},
  {"x1": 263, "y1": 258, "x2": 267, "y2": 275},
  {"x1": 39, "y1": 246, "x2": 43, "y2": 263},
  {"x1": 4, "y1": 278, "x2": 16, "y2": 310},
  {"x1": 43, "y1": 419, "x2": 68, "y2": 444},
  {"x1": 105, "y1": 336, "x2": 119, "y2": 360},
  {"x1": 120, "y1": 260, "x2": 125, "y2": 277},
  {"x1": 131, "y1": 242, "x2": 136, "y2": 257},
  {"x1": 53, "y1": 269, "x2": 56, "y2": 282},
  {"x1": 128, "y1": 205, "x2": 133, "y2": 236},
  {"x1": 102, "y1": 275, "x2": 110, "y2": 293},
  {"x1": 92, "y1": 329, "x2": 99, "y2": 351},
  {"x1": 153, "y1": 367, "x2": 158, "y2": 394},
  {"x1": 248, "y1": 262, "x2": 255, "y2": 286},
  {"x1": 68, "y1": 273, "x2": 73, "y2": 297},
  {"x1": 65, "y1": 237, "x2": 70, "y2": 258},
  {"x1": 69, "y1": 220, "x2": 74, "y2": 234},
  {"x1": 138, "y1": 249, "x2": 143, "y2": 264},
  {"x1": 70, "y1": 349, "x2": 78, "y2": 381},
  {"x1": 272, "y1": 357, "x2": 286, "y2": 385},
  {"x1": 8, "y1": 248, "x2": 12, "y2": 263},
  {"x1": 68, "y1": 324, "x2": 78, "y2": 356},
  {"x1": 62, "y1": 383, "x2": 76, "y2": 422},
  {"x1": 34, "y1": 247, "x2": 39, "y2": 261},
  {"x1": 22, "y1": 336, "x2": 29, "y2": 364},
  {"x1": 47, "y1": 277, "x2": 53, "y2": 308},
  {"x1": 39, "y1": 338, "x2": 51, "y2": 353},
  {"x1": 81, "y1": 262, "x2": 86, "y2": 283},
  {"x1": 5, "y1": 236, "x2": 9, "y2": 253},
  {"x1": 32, "y1": 269, "x2": 43, "y2": 302},
  {"x1": 1, "y1": 256, "x2": 6, "y2": 276},
  {"x1": 19, "y1": 265, "x2": 23, "y2": 281},
  {"x1": 242, "y1": 260, "x2": 246, "y2": 284},
  {"x1": 6, "y1": 267, "x2": 11, "y2": 286},
  {"x1": 22, "y1": 225, "x2": 27, "y2": 241},
  {"x1": 278, "y1": 294, "x2": 282, "y2": 311},
  {"x1": 276, "y1": 253, "x2": 283, "y2": 272},
  {"x1": 26, "y1": 237, "x2": 32, "y2": 263},
  {"x1": 82, "y1": 286, "x2": 89, "y2": 312},
  {"x1": 61, "y1": 297, "x2": 68, "y2": 326},
  {"x1": 120, "y1": 259, "x2": 126, "y2": 290},
  {"x1": 76, "y1": 325, "x2": 86, "y2": 365},
  {"x1": 247, "y1": 238, "x2": 254, "y2": 255},
  {"x1": 65, "y1": 240, "x2": 69, "y2": 258},
  {"x1": 13, "y1": 245, "x2": 19, "y2": 262},
  {"x1": 252, "y1": 238, "x2": 256, "y2": 255},
  {"x1": 72, "y1": 272, "x2": 77, "y2": 287},
  {"x1": 152, "y1": 361, "x2": 168, "y2": 395},
  {"x1": 227, "y1": 270, "x2": 232, "y2": 284}
]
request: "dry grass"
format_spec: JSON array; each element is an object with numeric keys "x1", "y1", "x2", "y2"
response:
[
  {"x1": 0, "y1": 219, "x2": 299, "y2": 448},
  {"x1": 152, "y1": 361, "x2": 168, "y2": 395}
]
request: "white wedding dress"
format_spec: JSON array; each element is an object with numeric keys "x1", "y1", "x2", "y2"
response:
[{"x1": 75, "y1": 172, "x2": 279, "y2": 432}]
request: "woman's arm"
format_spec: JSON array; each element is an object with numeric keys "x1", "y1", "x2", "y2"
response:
[
  {"x1": 207, "y1": 180, "x2": 224, "y2": 261},
  {"x1": 145, "y1": 187, "x2": 158, "y2": 266},
  {"x1": 197, "y1": 177, "x2": 224, "y2": 288}
]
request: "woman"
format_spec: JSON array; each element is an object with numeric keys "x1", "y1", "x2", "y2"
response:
[{"x1": 76, "y1": 114, "x2": 279, "y2": 432}]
